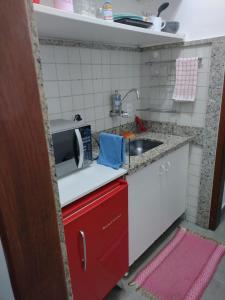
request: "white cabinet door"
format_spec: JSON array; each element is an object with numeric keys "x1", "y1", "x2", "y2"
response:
[
  {"x1": 128, "y1": 159, "x2": 161, "y2": 266},
  {"x1": 160, "y1": 144, "x2": 189, "y2": 232},
  {"x1": 128, "y1": 144, "x2": 189, "y2": 266}
]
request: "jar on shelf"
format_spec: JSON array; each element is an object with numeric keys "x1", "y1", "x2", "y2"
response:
[
  {"x1": 74, "y1": 0, "x2": 96, "y2": 17},
  {"x1": 53, "y1": 0, "x2": 74, "y2": 12}
]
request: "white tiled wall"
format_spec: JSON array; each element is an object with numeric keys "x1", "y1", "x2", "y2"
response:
[
  {"x1": 186, "y1": 145, "x2": 203, "y2": 223},
  {"x1": 41, "y1": 42, "x2": 210, "y2": 225},
  {"x1": 40, "y1": 44, "x2": 141, "y2": 132},
  {"x1": 140, "y1": 44, "x2": 211, "y2": 223},
  {"x1": 140, "y1": 44, "x2": 211, "y2": 128}
]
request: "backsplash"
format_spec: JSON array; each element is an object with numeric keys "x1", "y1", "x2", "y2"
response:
[
  {"x1": 40, "y1": 39, "x2": 212, "y2": 225},
  {"x1": 140, "y1": 44, "x2": 212, "y2": 128},
  {"x1": 40, "y1": 42, "x2": 141, "y2": 132}
]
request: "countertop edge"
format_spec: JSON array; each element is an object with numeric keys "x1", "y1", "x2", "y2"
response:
[
  {"x1": 126, "y1": 136, "x2": 192, "y2": 176},
  {"x1": 60, "y1": 167, "x2": 127, "y2": 208}
]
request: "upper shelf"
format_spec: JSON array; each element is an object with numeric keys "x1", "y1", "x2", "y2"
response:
[{"x1": 33, "y1": 4, "x2": 185, "y2": 48}]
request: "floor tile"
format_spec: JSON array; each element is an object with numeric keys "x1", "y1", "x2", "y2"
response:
[
  {"x1": 104, "y1": 215, "x2": 225, "y2": 300},
  {"x1": 201, "y1": 279, "x2": 225, "y2": 300}
]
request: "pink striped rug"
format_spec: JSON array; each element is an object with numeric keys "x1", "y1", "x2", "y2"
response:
[{"x1": 132, "y1": 228, "x2": 225, "y2": 300}]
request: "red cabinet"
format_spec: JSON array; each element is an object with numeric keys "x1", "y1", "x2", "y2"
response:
[{"x1": 62, "y1": 179, "x2": 128, "y2": 300}]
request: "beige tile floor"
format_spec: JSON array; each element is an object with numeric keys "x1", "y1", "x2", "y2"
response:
[{"x1": 105, "y1": 215, "x2": 225, "y2": 300}]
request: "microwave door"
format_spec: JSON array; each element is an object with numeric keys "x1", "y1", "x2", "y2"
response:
[
  {"x1": 74, "y1": 128, "x2": 84, "y2": 169},
  {"x1": 52, "y1": 129, "x2": 77, "y2": 178}
]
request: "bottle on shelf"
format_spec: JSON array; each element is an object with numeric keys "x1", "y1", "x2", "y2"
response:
[
  {"x1": 112, "y1": 90, "x2": 122, "y2": 114},
  {"x1": 103, "y1": 1, "x2": 113, "y2": 21}
]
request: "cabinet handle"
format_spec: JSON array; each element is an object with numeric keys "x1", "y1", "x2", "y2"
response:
[
  {"x1": 165, "y1": 161, "x2": 171, "y2": 172},
  {"x1": 159, "y1": 164, "x2": 166, "y2": 175},
  {"x1": 79, "y1": 230, "x2": 87, "y2": 272}
]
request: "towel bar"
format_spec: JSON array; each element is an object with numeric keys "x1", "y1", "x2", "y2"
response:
[{"x1": 146, "y1": 57, "x2": 202, "y2": 66}]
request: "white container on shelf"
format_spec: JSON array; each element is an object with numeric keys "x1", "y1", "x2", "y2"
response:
[
  {"x1": 74, "y1": 0, "x2": 96, "y2": 17},
  {"x1": 53, "y1": 0, "x2": 74, "y2": 12}
]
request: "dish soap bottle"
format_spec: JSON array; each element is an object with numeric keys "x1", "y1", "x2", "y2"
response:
[
  {"x1": 112, "y1": 90, "x2": 121, "y2": 113},
  {"x1": 103, "y1": 0, "x2": 113, "y2": 21}
]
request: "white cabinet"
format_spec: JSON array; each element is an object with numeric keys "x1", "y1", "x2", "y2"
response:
[{"x1": 128, "y1": 144, "x2": 189, "y2": 266}]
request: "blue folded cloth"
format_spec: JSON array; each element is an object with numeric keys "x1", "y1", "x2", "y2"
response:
[{"x1": 97, "y1": 132, "x2": 126, "y2": 169}]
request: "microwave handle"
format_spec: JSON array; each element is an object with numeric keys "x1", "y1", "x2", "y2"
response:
[{"x1": 75, "y1": 128, "x2": 84, "y2": 168}]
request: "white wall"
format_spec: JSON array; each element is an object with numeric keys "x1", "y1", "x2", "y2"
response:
[
  {"x1": 156, "y1": 0, "x2": 225, "y2": 41},
  {"x1": 39, "y1": 0, "x2": 225, "y2": 41},
  {"x1": 0, "y1": 241, "x2": 15, "y2": 300}
]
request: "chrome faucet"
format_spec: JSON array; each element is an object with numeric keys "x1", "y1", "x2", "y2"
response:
[
  {"x1": 122, "y1": 88, "x2": 140, "y2": 103},
  {"x1": 121, "y1": 89, "x2": 140, "y2": 118}
]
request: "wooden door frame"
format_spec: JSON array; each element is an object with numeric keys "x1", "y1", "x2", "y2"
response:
[
  {"x1": 0, "y1": 1, "x2": 69, "y2": 299},
  {"x1": 209, "y1": 75, "x2": 225, "y2": 230}
]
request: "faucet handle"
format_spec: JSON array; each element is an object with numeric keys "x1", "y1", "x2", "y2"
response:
[{"x1": 121, "y1": 111, "x2": 129, "y2": 118}]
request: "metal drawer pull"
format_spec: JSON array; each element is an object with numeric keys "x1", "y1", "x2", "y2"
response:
[{"x1": 79, "y1": 230, "x2": 87, "y2": 272}]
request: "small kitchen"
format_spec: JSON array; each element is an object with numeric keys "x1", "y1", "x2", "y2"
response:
[{"x1": 1, "y1": 1, "x2": 225, "y2": 300}]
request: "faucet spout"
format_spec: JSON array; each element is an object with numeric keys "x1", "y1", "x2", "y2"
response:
[{"x1": 121, "y1": 88, "x2": 140, "y2": 103}]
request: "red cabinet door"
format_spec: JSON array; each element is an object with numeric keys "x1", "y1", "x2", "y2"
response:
[{"x1": 63, "y1": 180, "x2": 128, "y2": 300}]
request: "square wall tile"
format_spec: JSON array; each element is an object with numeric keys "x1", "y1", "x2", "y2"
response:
[
  {"x1": 71, "y1": 80, "x2": 83, "y2": 95},
  {"x1": 44, "y1": 81, "x2": 59, "y2": 98},
  {"x1": 68, "y1": 47, "x2": 81, "y2": 63},
  {"x1": 40, "y1": 45, "x2": 55, "y2": 63},
  {"x1": 80, "y1": 48, "x2": 91, "y2": 64},
  {"x1": 73, "y1": 95, "x2": 84, "y2": 110},
  {"x1": 47, "y1": 98, "x2": 61, "y2": 114},
  {"x1": 84, "y1": 94, "x2": 94, "y2": 108},
  {"x1": 84, "y1": 107, "x2": 95, "y2": 122},
  {"x1": 91, "y1": 49, "x2": 101, "y2": 65},
  {"x1": 93, "y1": 79, "x2": 102, "y2": 93},
  {"x1": 58, "y1": 81, "x2": 72, "y2": 97},
  {"x1": 96, "y1": 119, "x2": 105, "y2": 131},
  {"x1": 61, "y1": 97, "x2": 73, "y2": 112},
  {"x1": 94, "y1": 93, "x2": 104, "y2": 107},
  {"x1": 102, "y1": 65, "x2": 111, "y2": 79},
  {"x1": 92, "y1": 65, "x2": 102, "y2": 79},
  {"x1": 81, "y1": 64, "x2": 93, "y2": 80},
  {"x1": 42, "y1": 64, "x2": 57, "y2": 80},
  {"x1": 62, "y1": 111, "x2": 73, "y2": 120},
  {"x1": 49, "y1": 113, "x2": 62, "y2": 120},
  {"x1": 82, "y1": 80, "x2": 93, "y2": 94},
  {"x1": 196, "y1": 45, "x2": 212, "y2": 58},
  {"x1": 56, "y1": 64, "x2": 70, "y2": 80},
  {"x1": 69, "y1": 64, "x2": 82, "y2": 80},
  {"x1": 54, "y1": 46, "x2": 68, "y2": 63},
  {"x1": 95, "y1": 106, "x2": 105, "y2": 120},
  {"x1": 101, "y1": 50, "x2": 111, "y2": 65}
]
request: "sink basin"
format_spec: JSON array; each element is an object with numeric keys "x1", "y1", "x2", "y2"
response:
[{"x1": 127, "y1": 139, "x2": 163, "y2": 156}]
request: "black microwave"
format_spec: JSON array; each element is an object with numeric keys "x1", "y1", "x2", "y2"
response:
[{"x1": 50, "y1": 119, "x2": 92, "y2": 178}]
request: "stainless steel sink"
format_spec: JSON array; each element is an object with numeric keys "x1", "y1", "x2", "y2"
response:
[{"x1": 127, "y1": 139, "x2": 163, "y2": 156}]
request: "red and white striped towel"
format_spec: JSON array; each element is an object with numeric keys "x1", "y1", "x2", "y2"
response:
[{"x1": 173, "y1": 57, "x2": 199, "y2": 102}]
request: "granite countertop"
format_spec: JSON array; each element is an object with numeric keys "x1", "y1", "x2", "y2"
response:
[
  {"x1": 123, "y1": 131, "x2": 193, "y2": 175},
  {"x1": 93, "y1": 130, "x2": 193, "y2": 176}
]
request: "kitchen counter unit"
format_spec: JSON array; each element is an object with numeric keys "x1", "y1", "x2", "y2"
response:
[
  {"x1": 58, "y1": 162, "x2": 127, "y2": 207},
  {"x1": 58, "y1": 131, "x2": 192, "y2": 207},
  {"x1": 124, "y1": 131, "x2": 193, "y2": 175}
]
